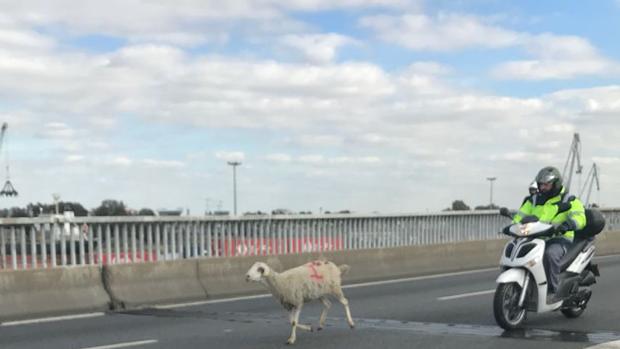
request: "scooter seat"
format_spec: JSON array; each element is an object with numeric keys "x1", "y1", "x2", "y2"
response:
[{"x1": 559, "y1": 239, "x2": 590, "y2": 272}]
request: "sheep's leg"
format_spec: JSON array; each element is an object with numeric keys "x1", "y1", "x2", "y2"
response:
[
  {"x1": 294, "y1": 304, "x2": 313, "y2": 332},
  {"x1": 287, "y1": 307, "x2": 300, "y2": 345},
  {"x1": 335, "y1": 289, "x2": 355, "y2": 329},
  {"x1": 287, "y1": 305, "x2": 312, "y2": 344},
  {"x1": 318, "y1": 297, "x2": 332, "y2": 330}
]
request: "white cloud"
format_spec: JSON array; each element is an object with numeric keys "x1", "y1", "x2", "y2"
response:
[
  {"x1": 0, "y1": 26, "x2": 55, "y2": 51},
  {"x1": 38, "y1": 122, "x2": 76, "y2": 139},
  {"x1": 299, "y1": 154, "x2": 324, "y2": 163},
  {"x1": 327, "y1": 156, "x2": 381, "y2": 165},
  {"x1": 278, "y1": 33, "x2": 359, "y2": 63},
  {"x1": 492, "y1": 34, "x2": 616, "y2": 80},
  {"x1": 108, "y1": 156, "x2": 133, "y2": 166},
  {"x1": 360, "y1": 13, "x2": 619, "y2": 80},
  {"x1": 297, "y1": 134, "x2": 344, "y2": 147},
  {"x1": 215, "y1": 151, "x2": 245, "y2": 162},
  {"x1": 360, "y1": 13, "x2": 522, "y2": 51},
  {"x1": 142, "y1": 159, "x2": 186, "y2": 168},
  {"x1": 64, "y1": 155, "x2": 84, "y2": 163},
  {"x1": 0, "y1": 0, "x2": 407, "y2": 47},
  {"x1": 592, "y1": 156, "x2": 620, "y2": 165},
  {"x1": 265, "y1": 153, "x2": 292, "y2": 163}
]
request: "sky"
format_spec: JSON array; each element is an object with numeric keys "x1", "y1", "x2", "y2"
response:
[{"x1": 0, "y1": 0, "x2": 619, "y2": 215}]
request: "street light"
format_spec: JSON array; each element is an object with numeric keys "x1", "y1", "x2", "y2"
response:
[
  {"x1": 227, "y1": 161, "x2": 241, "y2": 216},
  {"x1": 52, "y1": 193, "x2": 61, "y2": 214},
  {"x1": 486, "y1": 177, "x2": 497, "y2": 207}
]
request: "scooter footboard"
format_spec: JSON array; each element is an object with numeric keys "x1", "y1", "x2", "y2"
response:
[{"x1": 496, "y1": 268, "x2": 526, "y2": 287}]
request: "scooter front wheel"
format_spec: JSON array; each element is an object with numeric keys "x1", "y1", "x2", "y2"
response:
[{"x1": 494, "y1": 282, "x2": 527, "y2": 330}]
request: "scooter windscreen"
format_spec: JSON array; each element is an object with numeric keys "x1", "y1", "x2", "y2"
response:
[{"x1": 509, "y1": 221, "x2": 554, "y2": 237}]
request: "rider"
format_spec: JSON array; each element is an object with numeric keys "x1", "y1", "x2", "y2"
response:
[{"x1": 512, "y1": 166, "x2": 586, "y2": 300}]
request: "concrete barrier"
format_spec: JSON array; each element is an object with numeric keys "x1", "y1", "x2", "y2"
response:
[
  {"x1": 593, "y1": 231, "x2": 620, "y2": 256},
  {"x1": 102, "y1": 260, "x2": 207, "y2": 308},
  {"x1": 0, "y1": 266, "x2": 110, "y2": 322}
]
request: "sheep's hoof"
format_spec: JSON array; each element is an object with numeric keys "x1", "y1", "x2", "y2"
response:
[
  {"x1": 349, "y1": 324, "x2": 355, "y2": 329},
  {"x1": 286, "y1": 339, "x2": 295, "y2": 345},
  {"x1": 317, "y1": 326, "x2": 323, "y2": 331}
]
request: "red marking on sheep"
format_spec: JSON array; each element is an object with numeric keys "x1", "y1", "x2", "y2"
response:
[{"x1": 307, "y1": 263, "x2": 324, "y2": 282}]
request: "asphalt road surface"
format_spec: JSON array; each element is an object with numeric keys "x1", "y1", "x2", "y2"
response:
[{"x1": 2, "y1": 254, "x2": 620, "y2": 349}]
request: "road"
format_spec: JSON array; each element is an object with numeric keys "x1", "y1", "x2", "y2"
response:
[{"x1": 1, "y1": 255, "x2": 620, "y2": 349}]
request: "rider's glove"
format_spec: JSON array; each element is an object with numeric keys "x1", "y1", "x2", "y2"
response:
[
  {"x1": 499, "y1": 207, "x2": 511, "y2": 218},
  {"x1": 556, "y1": 220, "x2": 577, "y2": 234}
]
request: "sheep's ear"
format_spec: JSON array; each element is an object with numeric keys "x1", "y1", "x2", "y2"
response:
[{"x1": 257, "y1": 266, "x2": 265, "y2": 274}]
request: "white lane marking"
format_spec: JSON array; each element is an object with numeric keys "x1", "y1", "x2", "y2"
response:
[
  {"x1": 80, "y1": 339, "x2": 158, "y2": 349},
  {"x1": 155, "y1": 294, "x2": 272, "y2": 309},
  {"x1": 586, "y1": 340, "x2": 620, "y2": 348},
  {"x1": 437, "y1": 289, "x2": 495, "y2": 301},
  {"x1": 1, "y1": 312, "x2": 105, "y2": 327},
  {"x1": 343, "y1": 268, "x2": 497, "y2": 289}
]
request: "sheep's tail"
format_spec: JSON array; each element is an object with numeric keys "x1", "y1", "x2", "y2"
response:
[{"x1": 338, "y1": 264, "x2": 351, "y2": 276}]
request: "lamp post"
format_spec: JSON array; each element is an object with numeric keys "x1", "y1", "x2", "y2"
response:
[
  {"x1": 486, "y1": 177, "x2": 497, "y2": 207},
  {"x1": 52, "y1": 193, "x2": 60, "y2": 214},
  {"x1": 227, "y1": 161, "x2": 241, "y2": 216}
]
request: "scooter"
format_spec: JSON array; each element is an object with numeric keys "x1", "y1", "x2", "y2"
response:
[{"x1": 493, "y1": 209, "x2": 605, "y2": 330}]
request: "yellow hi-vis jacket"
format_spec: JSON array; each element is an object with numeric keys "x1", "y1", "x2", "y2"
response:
[{"x1": 513, "y1": 187, "x2": 586, "y2": 242}]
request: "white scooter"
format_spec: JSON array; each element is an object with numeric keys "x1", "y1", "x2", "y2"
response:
[{"x1": 493, "y1": 209, "x2": 605, "y2": 330}]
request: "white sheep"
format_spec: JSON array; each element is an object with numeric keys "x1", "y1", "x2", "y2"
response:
[{"x1": 245, "y1": 260, "x2": 355, "y2": 344}]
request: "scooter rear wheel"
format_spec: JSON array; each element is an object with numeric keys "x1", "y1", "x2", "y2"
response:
[{"x1": 494, "y1": 282, "x2": 527, "y2": 330}]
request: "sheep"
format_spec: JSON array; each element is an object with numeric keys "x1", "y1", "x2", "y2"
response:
[{"x1": 245, "y1": 259, "x2": 355, "y2": 344}]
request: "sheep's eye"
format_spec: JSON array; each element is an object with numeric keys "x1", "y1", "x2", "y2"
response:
[{"x1": 257, "y1": 267, "x2": 265, "y2": 274}]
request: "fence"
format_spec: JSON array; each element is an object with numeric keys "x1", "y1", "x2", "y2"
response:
[{"x1": 1, "y1": 209, "x2": 619, "y2": 271}]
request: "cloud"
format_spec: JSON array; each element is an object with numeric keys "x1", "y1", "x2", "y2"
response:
[
  {"x1": 592, "y1": 156, "x2": 620, "y2": 165},
  {"x1": 215, "y1": 151, "x2": 245, "y2": 162},
  {"x1": 107, "y1": 156, "x2": 133, "y2": 166},
  {"x1": 360, "y1": 13, "x2": 619, "y2": 80},
  {"x1": 0, "y1": 0, "x2": 407, "y2": 47},
  {"x1": 278, "y1": 33, "x2": 360, "y2": 63},
  {"x1": 265, "y1": 153, "x2": 292, "y2": 163},
  {"x1": 360, "y1": 13, "x2": 522, "y2": 51},
  {"x1": 296, "y1": 134, "x2": 345, "y2": 147},
  {"x1": 299, "y1": 154, "x2": 324, "y2": 163},
  {"x1": 37, "y1": 122, "x2": 76, "y2": 139},
  {"x1": 64, "y1": 154, "x2": 84, "y2": 163},
  {"x1": 492, "y1": 34, "x2": 617, "y2": 80},
  {"x1": 142, "y1": 159, "x2": 186, "y2": 168}
]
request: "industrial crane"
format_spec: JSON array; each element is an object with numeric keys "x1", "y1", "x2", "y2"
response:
[
  {"x1": 562, "y1": 133, "x2": 583, "y2": 195},
  {"x1": 0, "y1": 122, "x2": 18, "y2": 197},
  {"x1": 579, "y1": 163, "x2": 600, "y2": 207}
]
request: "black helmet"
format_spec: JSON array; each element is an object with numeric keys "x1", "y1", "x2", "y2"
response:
[{"x1": 535, "y1": 166, "x2": 562, "y2": 194}]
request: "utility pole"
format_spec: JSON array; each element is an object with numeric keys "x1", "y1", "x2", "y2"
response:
[
  {"x1": 227, "y1": 161, "x2": 241, "y2": 216},
  {"x1": 486, "y1": 177, "x2": 497, "y2": 207}
]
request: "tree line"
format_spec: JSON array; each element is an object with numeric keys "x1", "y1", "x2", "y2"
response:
[
  {"x1": 443, "y1": 200, "x2": 500, "y2": 211},
  {"x1": 0, "y1": 199, "x2": 156, "y2": 218}
]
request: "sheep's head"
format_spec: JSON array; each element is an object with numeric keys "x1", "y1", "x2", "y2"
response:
[{"x1": 246, "y1": 262, "x2": 270, "y2": 282}]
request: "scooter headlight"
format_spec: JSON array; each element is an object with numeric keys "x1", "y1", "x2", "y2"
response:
[{"x1": 519, "y1": 223, "x2": 533, "y2": 236}]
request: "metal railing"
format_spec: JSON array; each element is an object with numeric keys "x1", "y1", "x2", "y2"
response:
[{"x1": 1, "y1": 209, "x2": 619, "y2": 270}]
